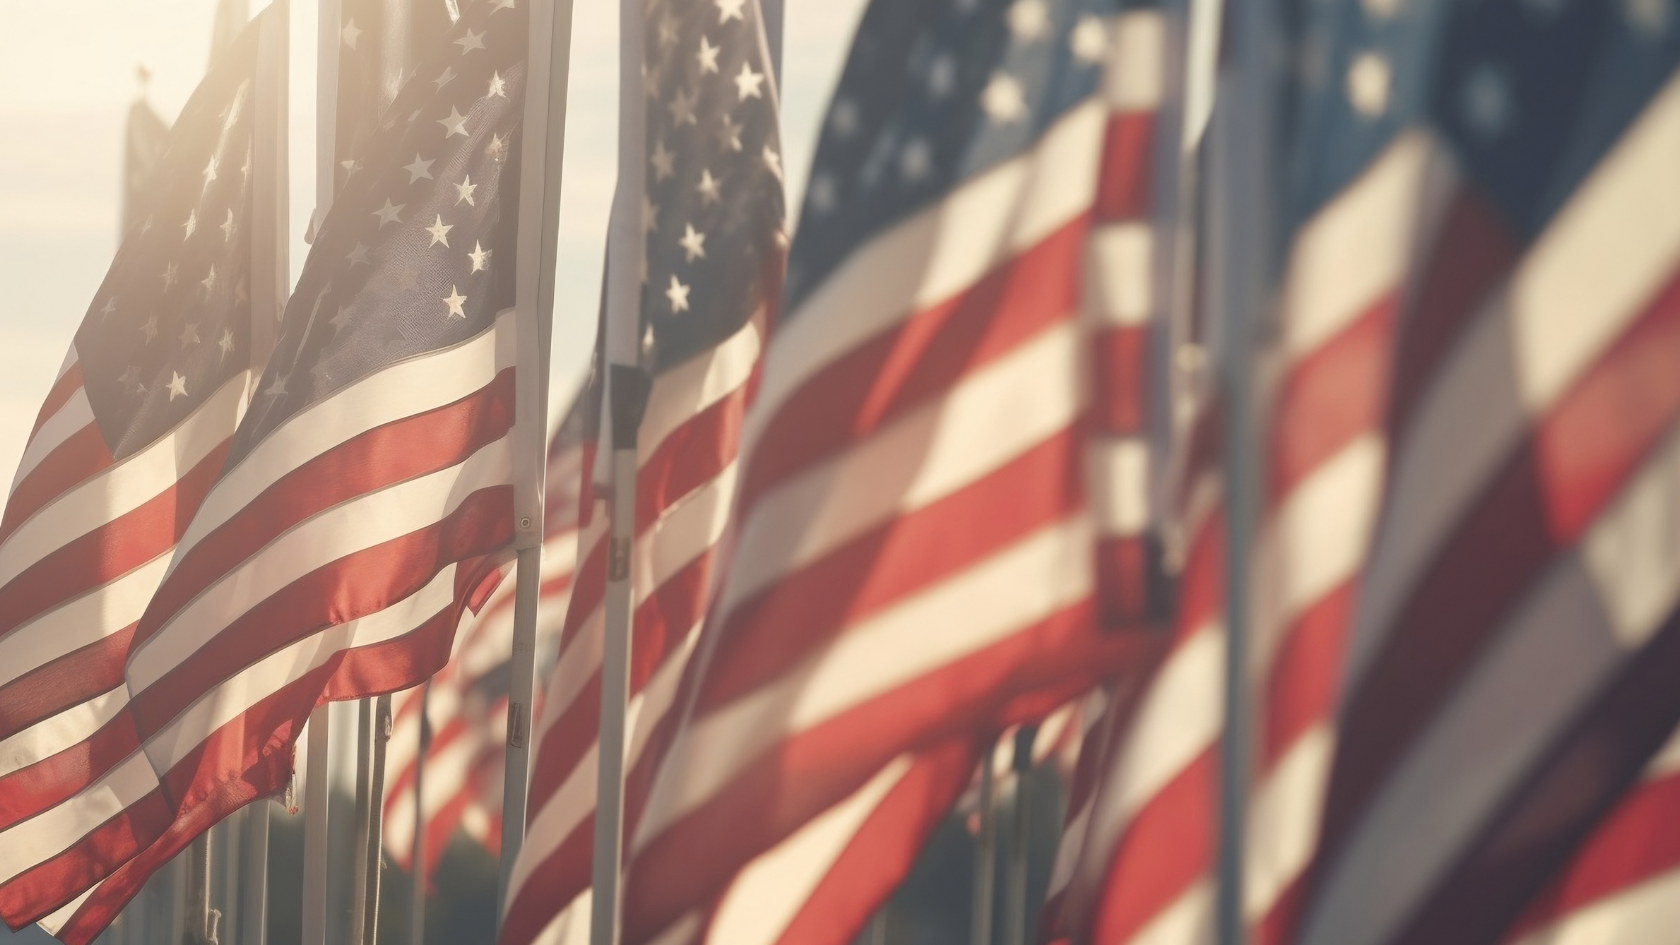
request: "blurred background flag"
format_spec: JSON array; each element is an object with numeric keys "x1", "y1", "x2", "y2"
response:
[
  {"x1": 121, "y1": 69, "x2": 171, "y2": 237},
  {"x1": 0, "y1": 11, "x2": 270, "y2": 931},
  {"x1": 494, "y1": 0, "x2": 789, "y2": 935},
  {"x1": 42, "y1": 3, "x2": 539, "y2": 940},
  {"x1": 617, "y1": 0, "x2": 1169, "y2": 940}
]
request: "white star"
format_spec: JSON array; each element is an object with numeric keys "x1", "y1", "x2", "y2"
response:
[
  {"x1": 118, "y1": 365, "x2": 141, "y2": 392},
  {"x1": 341, "y1": 158, "x2": 362, "y2": 179},
  {"x1": 1459, "y1": 62, "x2": 1510, "y2": 136},
  {"x1": 1007, "y1": 0, "x2": 1050, "y2": 41},
  {"x1": 716, "y1": 0, "x2": 746, "y2": 22},
  {"x1": 697, "y1": 168, "x2": 723, "y2": 205},
  {"x1": 762, "y1": 145, "x2": 783, "y2": 181},
  {"x1": 348, "y1": 242, "x2": 371, "y2": 266},
  {"x1": 651, "y1": 139, "x2": 676, "y2": 180},
  {"x1": 443, "y1": 286, "x2": 469, "y2": 319},
  {"x1": 160, "y1": 262, "x2": 178, "y2": 289},
  {"x1": 220, "y1": 209, "x2": 237, "y2": 241},
  {"x1": 373, "y1": 198, "x2": 406, "y2": 227},
  {"x1": 1347, "y1": 51, "x2": 1393, "y2": 118},
  {"x1": 830, "y1": 98, "x2": 861, "y2": 138},
  {"x1": 454, "y1": 29, "x2": 487, "y2": 54},
  {"x1": 642, "y1": 194, "x2": 659, "y2": 233},
  {"x1": 455, "y1": 175, "x2": 478, "y2": 205},
  {"x1": 98, "y1": 297, "x2": 117, "y2": 319},
  {"x1": 665, "y1": 274, "x2": 691, "y2": 313},
  {"x1": 492, "y1": 0, "x2": 517, "y2": 11},
  {"x1": 438, "y1": 106, "x2": 471, "y2": 137},
  {"x1": 200, "y1": 266, "x2": 217, "y2": 297},
  {"x1": 469, "y1": 241, "x2": 491, "y2": 272},
  {"x1": 679, "y1": 223, "x2": 707, "y2": 262},
  {"x1": 981, "y1": 72, "x2": 1028, "y2": 122},
  {"x1": 265, "y1": 373, "x2": 288, "y2": 399},
  {"x1": 657, "y1": 13, "x2": 680, "y2": 48},
  {"x1": 927, "y1": 55, "x2": 957, "y2": 98},
  {"x1": 487, "y1": 71, "x2": 508, "y2": 98},
  {"x1": 403, "y1": 153, "x2": 435, "y2": 183},
  {"x1": 1070, "y1": 15, "x2": 1108, "y2": 63},
  {"x1": 183, "y1": 210, "x2": 197, "y2": 239},
  {"x1": 203, "y1": 155, "x2": 219, "y2": 188},
  {"x1": 808, "y1": 173, "x2": 838, "y2": 214},
  {"x1": 342, "y1": 18, "x2": 363, "y2": 49},
  {"x1": 900, "y1": 138, "x2": 933, "y2": 182},
  {"x1": 166, "y1": 371, "x2": 188, "y2": 401},
  {"x1": 668, "y1": 85, "x2": 698, "y2": 126},
  {"x1": 426, "y1": 214, "x2": 453, "y2": 247},
  {"x1": 218, "y1": 327, "x2": 235, "y2": 357},
  {"x1": 718, "y1": 116, "x2": 744, "y2": 152},
  {"x1": 487, "y1": 132, "x2": 510, "y2": 159},
  {"x1": 698, "y1": 36, "x2": 721, "y2": 74},
  {"x1": 734, "y1": 62, "x2": 765, "y2": 101},
  {"x1": 330, "y1": 304, "x2": 355, "y2": 334},
  {"x1": 433, "y1": 66, "x2": 457, "y2": 91},
  {"x1": 179, "y1": 322, "x2": 201, "y2": 348},
  {"x1": 141, "y1": 315, "x2": 159, "y2": 342}
]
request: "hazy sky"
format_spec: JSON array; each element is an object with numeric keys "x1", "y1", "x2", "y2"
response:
[{"x1": 0, "y1": 0, "x2": 867, "y2": 483}]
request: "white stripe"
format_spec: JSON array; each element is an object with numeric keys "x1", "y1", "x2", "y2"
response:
[
  {"x1": 0, "y1": 551, "x2": 170, "y2": 690},
  {"x1": 1105, "y1": 12, "x2": 1165, "y2": 112},
  {"x1": 1276, "y1": 132, "x2": 1432, "y2": 364},
  {"x1": 36, "y1": 883, "x2": 96, "y2": 937},
  {"x1": 11, "y1": 390, "x2": 94, "y2": 494},
  {"x1": 1506, "y1": 866, "x2": 1680, "y2": 945},
  {"x1": 1046, "y1": 794, "x2": 1094, "y2": 898},
  {"x1": 1090, "y1": 436, "x2": 1151, "y2": 536},
  {"x1": 0, "y1": 748, "x2": 158, "y2": 883},
  {"x1": 1244, "y1": 723, "x2": 1332, "y2": 920},
  {"x1": 176, "y1": 311, "x2": 518, "y2": 563},
  {"x1": 754, "y1": 99, "x2": 1106, "y2": 430},
  {"x1": 706, "y1": 755, "x2": 914, "y2": 945},
  {"x1": 640, "y1": 316, "x2": 761, "y2": 461},
  {"x1": 1347, "y1": 75, "x2": 1680, "y2": 691},
  {"x1": 1301, "y1": 422, "x2": 1680, "y2": 945},
  {"x1": 636, "y1": 515, "x2": 1095, "y2": 849},
  {"x1": 129, "y1": 436, "x2": 512, "y2": 691},
  {"x1": 1125, "y1": 879, "x2": 1214, "y2": 945},
  {"x1": 0, "y1": 373, "x2": 248, "y2": 587},
  {"x1": 727, "y1": 320, "x2": 1084, "y2": 612},
  {"x1": 143, "y1": 565, "x2": 461, "y2": 774},
  {"x1": 385, "y1": 726, "x2": 480, "y2": 858},
  {"x1": 1085, "y1": 223, "x2": 1153, "y2": 326},
  {"x1": 0, "y1": 686, "x2": 128, "y2": 780}
]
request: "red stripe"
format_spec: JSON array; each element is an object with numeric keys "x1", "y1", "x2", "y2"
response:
[
  {"x1": 0, "y1": 437, "x2": 228, "y2": 642},
  {"x1": 636, "y1": 384, "x2": 747, "y2": 529},
  {"x1": 698, "y1": 428, "x2": 1083, "y2": 714},
  {"x1": 0, "y1": 788, "x2": 174, "y2": 927},
  {"x1": 1095, "y1": 534, "x2": 1151, "y2": 628},
  {"x1": 0, "y1": 692, "x2": 139, "y2": 830},
  {"x1": 499, "y1": 811, "x2": 593, "y2": 945},
  {"x1": 624, "y1": 600, "x2": 1159, "y2": 941},
  {"x1": 135, "y1": 369, "x2": 515, "y2": 650},
  {"x1": 1258, "y1": 582, "x2": 1353, "y2": 772},
  {"x1": 1504, "y1": 771, "x2": 1680, "y2": 940},
  {"x1": 0, "y1": 423, "x2": 115, "y2": 549},
  {"x1": 1091, "y1": 325, "x2": 1148, "y2": 435},
  {"x1": 742, "y1": 216, "x2": 1089, "y2": 508},
  {"x1": 1320, "y1": 259, "x2": 1680, "y2": 866},
  {"x1": 1094, "y1": 113, "x2": 1156, "y2": 224},
  {"x1": 29, "y1": 364, "x2": 85, "y2": 441},
  {"x1": 130, "y1": 485, "x2": 514, "y2": 737},
  {"x1": 0, "y1": 624, "x2": 134, "y2": 747},
  {"x1": 1090, "y1": 748, "x2": 1217, "y2": 945}
]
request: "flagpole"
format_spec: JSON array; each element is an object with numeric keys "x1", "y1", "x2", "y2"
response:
[
  {"x1": 364, "y1": 693, "x2": 393, "y2": 945},
  {"x1": 301, "y1": 0, "x2": 341, "y2": 941},
  {"x1": 185, "y1": 834, "x2": 218, "y2": 945},
  {"x1": 497, "y1": 0, "x2": 574, "y2": 926},
  {"x1": 410, "y1": 682, "x2": 431, "y2": 945},
  {"x1": 350, "y1": 698, "x2": 375, "y2": 943},
  {"x1": 1002, "y1": 726, "x2": 1037, "y2": 945},
  {"x1": 971, "y1": 750, "x2": 997, "y2": 945}
]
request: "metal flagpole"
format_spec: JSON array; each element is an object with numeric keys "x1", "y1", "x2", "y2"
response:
[
  {"x1": 971, "y1": 750, "x2": 997, "y2": 945},
  {"x1": 410, "y1": 682, "x2": 431, "y2": 945},
  {"x1": 350, "y1": 698, "x2": 375, "y2": 942},
  {"x1": 589, "y1": 0, "x2": 649, "y2": 940},
  {"x1": 495, "y1": 0, "x2": 573, "y2": 926},
  {"x1": 363, "y1": 693, "x2": 394, "y2": 945},
  {"x1": 1002, "y1": 726, "x2": 1037, "y2": 945},
  {"x1": 185, "y1": 834, "x2": 217, "y2": 945},
  {"x1": 301, "y1": 0, "x2": 341, "y2": 941}
]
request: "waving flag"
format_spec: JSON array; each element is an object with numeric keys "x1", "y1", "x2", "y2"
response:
[
  {"x1": 0, "y1": 14, "x2": 269, "y2": 929},
  {"x1": 619, "y1": 0, "x2": 1166, "y2": 940},
  {"x1": 496, "y1": 0, "x2": 787, "y2": 938},
  {"x1": 1281, "y1": 1, "x2": 1680, "y2": 943},
  {"x1": 39, "y1": 4, "x2": 538, "y2": 941}
]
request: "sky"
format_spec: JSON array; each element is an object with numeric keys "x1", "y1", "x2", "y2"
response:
[{"x1": 0, "y1": 0, "x2": 868, "y2": 484}]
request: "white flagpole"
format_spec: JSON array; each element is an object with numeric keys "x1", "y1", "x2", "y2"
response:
[
  {"x1": 497, "y1": 0, "x2": 575, "y2": 927},
  {"x1": 364, "y1": 693, "x2": 394, "y2": 945},
  {"x1": 410, "y1": 682, "x2": 431, "y2": 945},
  {"x1": 589, "y1": 0, "x2": 648, "y2": 941},
  {"x1": 971, "y1": 750, "x2": 997, "y2": 945},
  {"x1": 1002, "y1": 726, "x2": 1037, "y2": 945}
]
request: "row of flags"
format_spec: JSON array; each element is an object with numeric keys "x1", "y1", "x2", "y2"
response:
[{"x1": 3, "y1": 0, "x2": 1680, "y2": 945}]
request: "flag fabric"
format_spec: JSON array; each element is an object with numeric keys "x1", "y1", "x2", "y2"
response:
[
  {"x1": 1277, "y1": 1, "x2": 1680, "y2": 944},
  {"x1": 334, "y1": 0, "x2": 461, "y2": 199},
  {"x1": 121, "y1": 83, "x2": 170, "y2": 236},
  {"x1": 384, "y1": 389, "x2": 591, "y2": 879},
  {"x1": 0, "y1": 14, "x2": 268, "y2": 929},
  {"x1": 495, "y1": 0, "x2": 788, "y2": 936},
  {"x1": 619, "y1": 0, "x2": 1167, "y2": 940},
  {"x1": 40, "y1": 3, "x2": 536, "y2": 940}
]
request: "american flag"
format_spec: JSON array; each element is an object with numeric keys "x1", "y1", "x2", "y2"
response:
[
  {"x1": 1277, "y1": 0, "x2": 1680, "y2": 943},
  {"x1": 0, "y1": 13, "x2": 267, "y2": 930},
  {"x1": 618, "y1": 0, "x2": 1166, "y2": 940},
  {"x1": 39, "y1": 3, "x2": 536, "y2": 940},
  {"x1": 384, "y1": 390, "x2": 590, "y2": 879},
  {"x1": 495, "y1": 0, "x2": 787, "y2": 940}
]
